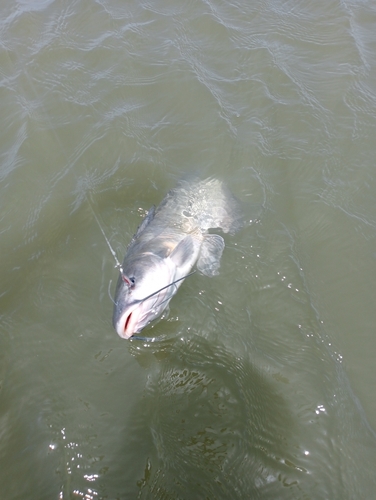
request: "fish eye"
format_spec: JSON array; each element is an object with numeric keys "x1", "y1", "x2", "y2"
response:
[{"x1": 122, "y1": 275, "x2": 136, "y2": 287}]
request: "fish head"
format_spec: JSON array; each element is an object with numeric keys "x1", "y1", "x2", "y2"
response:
[{"x1": 112, "y1": 252, "x2": 175, "y2": 339}]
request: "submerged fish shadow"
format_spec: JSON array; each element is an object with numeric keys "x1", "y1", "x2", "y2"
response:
[{"x1": 104, "y1": 334, "x2": 308, "y2": 499}]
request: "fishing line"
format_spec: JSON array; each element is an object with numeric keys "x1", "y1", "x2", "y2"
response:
[
  {"x1": 125, "y1": 270, "x2": 196, "y2": 342},
  {"x1": 137, "y1": 270, "x2": 196, "y2": 304},
  {"x1": 87, "y1": 196, "x2": 196, "y2": 312},
  {"x1": 86, "y1": 193, "x2": 128, "y2": 308},
  {"x1": 86, "y1": 193, "x2": 124, "y2": 275}
]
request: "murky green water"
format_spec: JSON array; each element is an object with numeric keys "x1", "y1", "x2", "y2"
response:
[{"x1": 1, "y1": 0, "x2": 376, "y2": 498}]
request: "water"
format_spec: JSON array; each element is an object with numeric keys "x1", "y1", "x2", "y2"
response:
[{"x1": 1, "y1": 0, "x2": 376, "y2": 498}]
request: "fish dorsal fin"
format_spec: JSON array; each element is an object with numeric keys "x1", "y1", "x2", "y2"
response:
[
  {"x1": 169, "y1": 235, "x2": 195, "y2": 267},
  {"x1": 197, "y1": 233, "x2": 224, "y2": 276}
]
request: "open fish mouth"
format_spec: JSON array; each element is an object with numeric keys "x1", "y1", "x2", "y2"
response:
[
  {"x1": 116, "y1": 297, "x2": 162, "y2": 339},
  {"x1": 115, "y1": 304, "x2": 143, "y2": 339},
  {"x1": 123, "y1": 312, "x2": 133, "y2": 334}
]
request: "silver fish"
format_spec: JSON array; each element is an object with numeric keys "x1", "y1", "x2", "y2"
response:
[{"x1": 112, "y1": 177, "x2": 242, "y2": 339}]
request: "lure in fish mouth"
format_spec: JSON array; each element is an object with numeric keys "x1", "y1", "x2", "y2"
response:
[{"x1": 111, "y1": 177, "x2": 243, "y2": 339}]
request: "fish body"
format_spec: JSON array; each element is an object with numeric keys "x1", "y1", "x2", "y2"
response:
[{"x1": 112, "y1": 177, "x2": 242, "y2": 339}]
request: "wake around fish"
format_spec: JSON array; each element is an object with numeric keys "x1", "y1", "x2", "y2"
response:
[{"x1": 112, "y1": 177, "x2": 243, "y2": 339}]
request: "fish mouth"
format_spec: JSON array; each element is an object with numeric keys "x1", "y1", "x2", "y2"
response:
[
  {"x1": 116, "y1": 302, "x2": 155, "y2": 339},
  {"x1": 124, "y1": 312, "x2": 132, "y2": 332},
  {"x1": 118, "y1": 308, "x2": 140, "y2": 339},
  {"x1": 114, "y1": 280, "x2": 175, "y2": 339}
]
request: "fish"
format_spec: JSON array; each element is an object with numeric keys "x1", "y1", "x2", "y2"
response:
[{"x1": 112, "y1": 177, "x2": 243, "y2": 339}]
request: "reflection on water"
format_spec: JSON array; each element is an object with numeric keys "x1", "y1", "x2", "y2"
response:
[{"x1": 1, "y1": 0, "x2": 376, "y2": 498}]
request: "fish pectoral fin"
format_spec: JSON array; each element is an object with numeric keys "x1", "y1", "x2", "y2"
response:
[
  {"x1": 169, "y1": 235, "x2": 195, "y2": 267},
  {"x1": 197, "y1": 234, "x2": 225, "y2": 276}
]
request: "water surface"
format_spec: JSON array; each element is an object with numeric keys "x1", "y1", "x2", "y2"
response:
[{"x1": 1, "y1": 0, "x2": 376, "y2": 498}]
